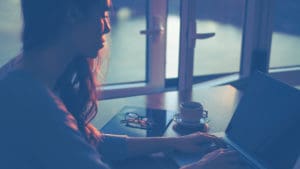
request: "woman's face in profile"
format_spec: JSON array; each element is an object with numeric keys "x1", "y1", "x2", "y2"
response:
[{"x1": 71, "y1": 2, "x2": 111, "y2": 58}]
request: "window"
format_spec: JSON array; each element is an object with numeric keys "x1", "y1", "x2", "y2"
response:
[
  {"x1": 166, "y1": 0, "x2": 246, "y2": 80},
  {"x1": 193, "y1": 0, "x2": 245, "y2": 76},
  {"x1": 0, "y1": 0, "x2": 22, "y2": 67},
  {"x1": 2, "y1": 0, "x2": 299, "y2": 98},
  {"x1": 269, "y1": 0, "x2": 300, "y2": 68},
  {"x1": 103, "y1": 0, "x2": 147, "y2": 84},
  {"x1": 100, "y1": 0, "x2": 168, "y2": 98},
  {"x1": 166, "y1": 0, "x2": 246, "y2": 90}
]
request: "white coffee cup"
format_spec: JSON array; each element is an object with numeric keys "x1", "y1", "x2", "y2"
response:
[{"x1": 179, "y1": 101, "x2": 208, "y2": 124}]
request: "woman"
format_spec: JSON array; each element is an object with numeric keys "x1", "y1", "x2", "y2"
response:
[{"x1": 0, "y1": 0, "x2": 245, "y2": 168}]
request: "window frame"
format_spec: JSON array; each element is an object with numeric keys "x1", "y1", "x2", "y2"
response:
[
  {"x1": 100, "y1": 0, "x2": 300, "y2": 100},
  {"x1": 177, "y1": 0, "x2": 249, "y2": 92},
  {"x1": 178, "y1": 0, "x2": 300, "y2": 88},
  {"x1": 241, "y1": 0, "x2": 300, "y2": 85}
]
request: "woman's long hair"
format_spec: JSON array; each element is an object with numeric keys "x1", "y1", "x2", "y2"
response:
[
  {"x1": 54, "y1": 57, "x2": 99, "y2": 138},
  {"x1": 21, "y1": 0, "x2": 109, "y2": 142}
]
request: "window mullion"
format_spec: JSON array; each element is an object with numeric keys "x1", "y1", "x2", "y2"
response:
[
  {"x1": 240, "y1": 0, "x2": 274, "y2": 77},
  {"x1": 147, "y1": 0, "x2": 167, "y2": 89},
  {"x1": 178, "y1": 0, "x2": 196, "y2": 93}
]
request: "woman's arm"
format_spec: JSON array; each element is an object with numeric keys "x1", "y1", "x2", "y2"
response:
[
  {"x1": 98, "y1": 132, "x2": 220, "y2": 161},
  {"x1": 126, "y1": 132, "x2": 219, "y2": 157}
]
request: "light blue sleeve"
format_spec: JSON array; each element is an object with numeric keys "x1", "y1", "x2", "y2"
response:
[
  {"x1": 33, "y1": 96, "x2": 111, "y2": 169},
  {"x1": 98, "y1": 134, "x2": 129, "y2": 161},
  {"x1": 0, "y1": 70, "x2": 111, "y2": 169}
]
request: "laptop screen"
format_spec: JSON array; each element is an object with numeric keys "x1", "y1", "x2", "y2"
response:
[{"x1": 226, "y1": 72, "x2": 300, "y2": 169}]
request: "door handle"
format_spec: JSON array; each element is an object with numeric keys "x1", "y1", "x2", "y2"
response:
[
  {"x1": 193, "y1": 32, "x2": 215, "y2": 40},
  {"x1": 189, "y1": 32, "x2": 216, "y2": 48},
  {"x1": 140, "y1": 16, "x2": 164, "y2": 36}
]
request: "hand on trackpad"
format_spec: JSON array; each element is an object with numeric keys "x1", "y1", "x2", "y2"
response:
[
  {"x1": 173, "y1": 132, "x2": 227, "y2": 155},
  {"x1": 180, "y1": 149, "x2": 253, "y2": 169}
]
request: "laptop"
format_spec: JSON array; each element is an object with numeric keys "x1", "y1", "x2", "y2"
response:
[{"x1": 170, "y1": 72, "x2": 300, "y2": 169}]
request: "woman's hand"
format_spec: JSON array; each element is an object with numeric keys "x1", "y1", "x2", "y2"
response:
[
  {"x1": 180, "y1": 149, "x2": 251, "y2": 169},
  {"x1": 172, "y1": 132, "x2": 223, "y2": 154}
]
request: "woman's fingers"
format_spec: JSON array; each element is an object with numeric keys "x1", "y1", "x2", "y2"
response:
[
  {"x1": 179, "y1": 132, "x2": 222, "y2": 154},
  {"x1": 198, "y1": 149, "x2": 250, "y2": 169},
  {"x1": 180, "y1": 149, "x2": 251, "y2": 169},
  {"x1": 192, "y1": 132, "x2": 227, "y2": 148},
  {"x1": 178, "y1": 132, "x2": 235, "y2": 156}
]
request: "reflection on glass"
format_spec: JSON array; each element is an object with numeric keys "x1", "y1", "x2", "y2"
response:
[
  {"x1": 0, "y1": 0, "x2": 22, "y2": 67},
  {"x1": 193, "y1": 0, "x2": 245, "y2": 76},
  {"x1": 104, "y1": 1, "x2": 146, "y2": 84},
  {"x1": 270, "y1": 0, "x2": 300, "y2": 68}
]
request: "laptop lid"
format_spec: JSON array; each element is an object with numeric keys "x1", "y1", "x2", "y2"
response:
[{"x1": 225, "y1": 71, "x2": 300, "y2": 169}]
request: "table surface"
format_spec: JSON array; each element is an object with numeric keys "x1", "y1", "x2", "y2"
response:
[{"x1": 91, "y1": 85, "x2": 243, "y2": 169}]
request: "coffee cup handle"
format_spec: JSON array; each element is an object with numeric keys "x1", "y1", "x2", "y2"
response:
[
  {"x1": 203, "y1": 110, "x2": 208, "y2": 118},
  {"x1": 173, "y1": 113, "x2": 182, "y2": 123}
]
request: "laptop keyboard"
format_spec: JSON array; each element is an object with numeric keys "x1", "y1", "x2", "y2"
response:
[
  {"x1": 169, "y1": 138, "x2": 259, "y2": 169},
  {"x1": 210, "y1": 139, "x2": 259, "y2": 169}
]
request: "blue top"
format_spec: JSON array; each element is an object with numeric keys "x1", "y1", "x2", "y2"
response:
[{"x1": 0, "y1": 70, "x2": 127, "y2": 169}]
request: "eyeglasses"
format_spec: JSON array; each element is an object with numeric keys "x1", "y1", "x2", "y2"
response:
[{"x1": 120, "y1": 112, "x2": 152, "y2": 129}]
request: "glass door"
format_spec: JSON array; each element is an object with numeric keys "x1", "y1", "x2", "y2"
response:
[
  {"x1": 104, "y1": 0, "x2": 147, "y2": 84},
  {"x1": 100, "y1": 0, "x2": 168, "y2": 98},
  {"x1": 193, "y1": 0, "x2": 246, "y2": 76},
  {"x1": 178, "y1": 0, "x2": 246, "y2": 91}
]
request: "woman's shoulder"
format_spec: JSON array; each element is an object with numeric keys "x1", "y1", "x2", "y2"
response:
[
  {"x1": 0, "y1": 69, "x2": 47, "y2": 100},
  {"x1": 0, "y1": 69, "x2": 81, "y2": 140},
  {"x1": 0, "y1": 70, "x2": 70, "y2": 121}
]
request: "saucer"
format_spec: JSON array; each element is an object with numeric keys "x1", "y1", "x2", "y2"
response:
[
  {"x1": 176, "y1": 120, "x2": 204, "y2": 128},
  {"x1": 173, "y1": 113, "x2": 209, "y2": 129},
  {"x1": 173, "y1": 113, "x2": 208, "y2": 126}
]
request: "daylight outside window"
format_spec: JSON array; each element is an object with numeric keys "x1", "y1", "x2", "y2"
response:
[
  {"x1": 269, "y1": 0, "x2": 300, "y2": 69},
  {"x1": 193, "y1": 0, "x2": 245, "y2": 76},
  {"x1": 0, "y1": 0, "x2": 22, "y2": 67},
  {"x1": 100, "y1": 0, "x2": 147, "y2": 85}
]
